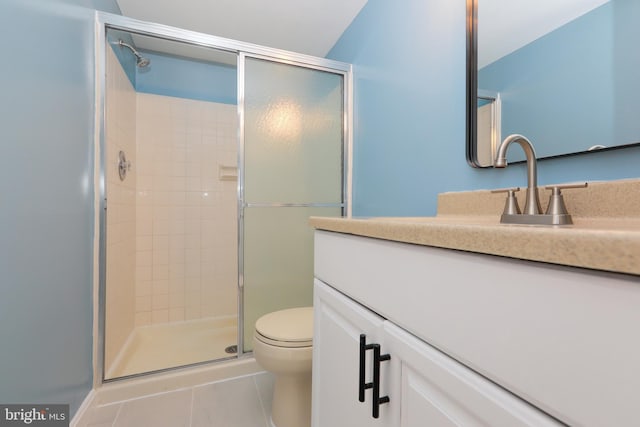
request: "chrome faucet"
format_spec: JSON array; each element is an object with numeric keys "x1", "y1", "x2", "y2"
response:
[
  {"x1": 494, "y1": 134, "x2": 542, "y2": 215},
  {"x1": 493, "y1": 134, "x2": 588, "y2": 225}
]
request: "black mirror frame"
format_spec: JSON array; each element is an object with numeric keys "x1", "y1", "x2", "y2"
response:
[
  {"x1": 465, "y1": 0, "x2": 640, "y2": 167},
  {"x1": 466, "y1": 0, "x2": 481, "y2": 167}
]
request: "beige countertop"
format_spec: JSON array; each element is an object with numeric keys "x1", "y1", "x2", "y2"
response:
[{"x1": 309, "y1": 179, "x2": 640, "y2": 276}]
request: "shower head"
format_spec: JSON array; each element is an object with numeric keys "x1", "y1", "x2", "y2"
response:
[
  {"x1": 136, "y1": 56, "x2": 151, "y2": 68},
  {"x1": 118, "y1": 39, "x2": 151, "y2": 68}
]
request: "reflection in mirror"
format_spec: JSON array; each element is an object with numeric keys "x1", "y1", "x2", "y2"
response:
[
  {"x1": 476, "y1": 91, "x2": 500, "y2": 167},
  {"x1": 467, "y1": 0, "x2": 640, "y2": 167}
]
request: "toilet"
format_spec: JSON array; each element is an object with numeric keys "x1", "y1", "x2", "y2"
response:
[{"x1": 253, "y1": 307, "x2": 313, "y2": 427}]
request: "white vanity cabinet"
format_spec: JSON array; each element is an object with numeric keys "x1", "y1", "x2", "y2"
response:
[
  {"x1": 312, "y1": 229, "x2": 640, "y2": 426},
  {"x1": 312, "y1": 279, "x2": 393, "y2": 427},
  {"x1": 313, "y1": 279, "x2": 560, "y2": 427}
]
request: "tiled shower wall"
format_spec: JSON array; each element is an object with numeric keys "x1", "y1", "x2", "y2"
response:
[
  {"x1": 105, "y1": 47, "x2": 137, "y2": 370},
  {"x1": 134, "y1": 93, "x2": 238, "y2": 326}
]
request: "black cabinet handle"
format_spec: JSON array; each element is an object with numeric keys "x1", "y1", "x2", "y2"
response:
[
  {"x1": 359, "y1": 334, "x2": 391, "y2": 419},
  {"x1": 359, "y1": 334, "x2": 374, "y2": 402},
  {"x1": 372, "y1": 344, "x2": 391, "y2": 419}
]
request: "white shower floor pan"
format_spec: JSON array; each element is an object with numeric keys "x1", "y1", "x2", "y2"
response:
[{"x1": 108, "y1": 316, "x2": 237, "y2": 379}]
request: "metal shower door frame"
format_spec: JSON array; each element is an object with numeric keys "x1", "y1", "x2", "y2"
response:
[
  {"x1": 237, "y1": 51, "x2": 351, "y2": 355},
  {"x1": 94, "y1": 11, "x2": 352, "y2": 383}
]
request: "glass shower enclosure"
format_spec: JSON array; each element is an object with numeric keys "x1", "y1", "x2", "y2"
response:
[{"x1": 96, "y1": 13, "x2": 351, "y2": 381}]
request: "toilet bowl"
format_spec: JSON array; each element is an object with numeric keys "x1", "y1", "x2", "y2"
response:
[{"x1": 253, "y1": 307, "x2": 313, "y2": 427}]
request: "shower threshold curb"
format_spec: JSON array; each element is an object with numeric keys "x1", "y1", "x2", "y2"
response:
[{"x1": 94, "y1": 357, "x2": 261, "y2": 405}]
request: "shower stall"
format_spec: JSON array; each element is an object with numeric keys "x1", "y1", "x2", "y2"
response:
[{"x1": 96, "y1": 14, "x2": 351, "y2": 381}]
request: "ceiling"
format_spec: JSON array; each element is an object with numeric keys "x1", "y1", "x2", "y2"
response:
[{"x1": 116, "y1": 0, "x2": 368, "y2": 58}]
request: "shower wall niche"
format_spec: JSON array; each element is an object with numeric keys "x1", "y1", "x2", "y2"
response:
[{"x1": 103, "y1": 35, "x2": 239, "y2": 379}]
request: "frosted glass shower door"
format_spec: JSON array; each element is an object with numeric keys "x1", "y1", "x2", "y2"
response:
[{"x1": 242, "y1": 56, "x2": 345, "y2": 350}]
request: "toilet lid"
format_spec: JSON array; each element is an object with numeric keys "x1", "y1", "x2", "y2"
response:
[{"x1": 255, "y1": 307, "x2": 313, "y2": 345}]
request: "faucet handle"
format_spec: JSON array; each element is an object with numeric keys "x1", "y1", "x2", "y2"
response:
[
  {"x1": 491, "y1": 187, "x2": 521, "y2": 215},
  {"x1": 544, "y1": 182, "x2": 588, "y2": 192},
  {"x1": 544, "y1": 182, "x2": 588, "y2": 215}
]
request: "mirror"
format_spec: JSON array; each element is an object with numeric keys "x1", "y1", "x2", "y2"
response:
[{"x1": 466, "y1": 0, "x2": 640, "y2": 167}]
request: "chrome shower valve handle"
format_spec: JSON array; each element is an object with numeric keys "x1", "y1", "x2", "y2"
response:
[{"x1": 118, "y1": 150, "x2": 131, "y2": 181}]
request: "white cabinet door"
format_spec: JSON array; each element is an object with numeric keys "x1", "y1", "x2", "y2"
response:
[
  {"x1": 312, "y1": 279, "x2": 397, "y2": 427},
  {"x1": 383, "y1": 322, "x2": 561, "y2": 427}
]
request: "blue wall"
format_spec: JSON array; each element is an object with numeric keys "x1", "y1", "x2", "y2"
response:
[
  {"x1": 0, "y1": 0, "x2": 120, "y2": 415},
  {"x1": 479, "y1": 0, "x2": 640, "y2": 160},
  {"x1": 328, "y1": 0, "x2": 640, "y2": 216},
  {"x1": 136, "y1": 51, "x2": 237, "y2": 104},
  {"x1": 107, "y1": 30, "x2": 138, "y2": 86},
  {"x1": 105, "y1": 32, "x2": 238, "y2": 104}
]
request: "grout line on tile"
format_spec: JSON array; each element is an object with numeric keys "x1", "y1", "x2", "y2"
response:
[
  {"x1": 191, "y1": 369, "x2": 267, "y2": 391},
  {"x1": 111, "y1": 403, "x2": 124, "y2": 427},
  {"x1": 187, "y1": 388, "x2": 195, "y2": 427},
  {"x1": 103, "y1": 384, "x2": 195, "y2": 406},
  {"x1": 253, "y1": 374, "x2": 270, "y2": 427}
]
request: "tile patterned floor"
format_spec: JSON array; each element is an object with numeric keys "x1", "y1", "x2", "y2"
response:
[{"x1": 79, "y1": 372, "x2": 274, "y2": 427}]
